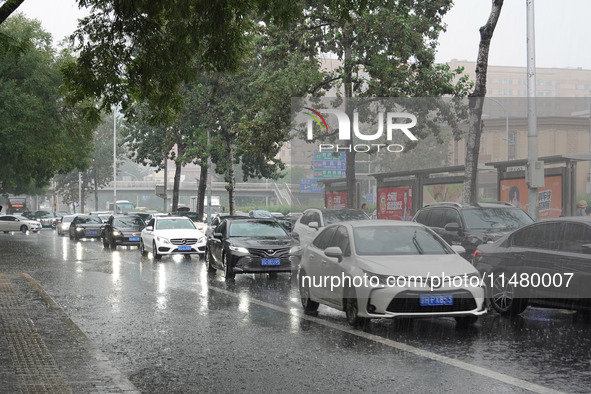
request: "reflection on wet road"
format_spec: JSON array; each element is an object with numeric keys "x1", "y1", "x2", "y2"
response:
[{"x1": 1, "y1": 231, "x2": 589, "y2": 393}]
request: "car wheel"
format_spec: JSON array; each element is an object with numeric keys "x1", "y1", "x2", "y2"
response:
[
  {"x1": 455, "y1": 316, "x2": 478, "y2": 327},
  {"x1": 490, "y1": 270, "x2": 528, "y2": 316},
  {"x1": 102, "y1": 236, "x2": 110, "y2": 248},
  {"x1": 20, "y1": 225, "x2": 27, "y2": 234},
  {"x1": 3, "y1": 231, "x2": 9, "y2": 234},
  {"x1": 205, "y1": 249, "x2": 216, "y2": 272},
  {"x1": 299, "y1": 272, "x2": 319, "y2": 313},
  {"x1": 223, "y1": 253, "x2": 235, "y2": 280},
  {"x1": 345, "y1": 290, "x2": 368, "y2": 328},
  {"x1": 153, "y1": 242, "x2": 161, "y2": 260},
  {"x1": 140, "y1": 239, "x2": 147, "y2": 256}
]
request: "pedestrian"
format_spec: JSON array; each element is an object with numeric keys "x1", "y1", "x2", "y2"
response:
[{"x1": 576, "y1": 200, "x2": 588, "y2": 216}]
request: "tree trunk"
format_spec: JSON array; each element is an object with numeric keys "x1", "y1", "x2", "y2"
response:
[
  {"x1": 463, "y1": 0, "x2": 504, "y2": 204},
  {"x1": 93, "y1": 162, "x2": 99, "y2": 211},
  {"x1": 197, "y1": 161, "x2": 208, "y2": 220},
  {"x1": 227, "y1": 141, "x2": 236, "y2": 216},
  {"x1": 172, "y1": 143, "x2": 185, "y2": 212}
]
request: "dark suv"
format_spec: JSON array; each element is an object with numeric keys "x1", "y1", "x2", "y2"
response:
[{"x1": 412, "y1": 202, "x2": 534, "y2": 259}]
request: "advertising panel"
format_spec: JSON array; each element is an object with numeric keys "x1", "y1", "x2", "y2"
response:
[
  {"x1": 326, "y1": 191, "x2": 347, "y2": 209},
  {"x1": 377, "y1": 186, "x2": 413, "y2": 221},
  {"x1": 500, "y1": 175, "x2": 563, "y2": 219},
  {"x1": 422, "y1": 183, "x2": 464, "y2": 205}
]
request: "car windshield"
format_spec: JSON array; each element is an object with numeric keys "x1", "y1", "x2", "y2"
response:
[
  {"x1": 113, "y1": 217, "x2": 144, "y2": 227},
  {"x1": 229, "y1": 221, "x2": 288, "y2": 237},
  {"x1": 78, "y1": 216, "x2": 103, "y2": 224},
  {"x1": 462, "y1": 208, "x2": 534, "y2": 230},
  {"x1": 323, "y1": 210, "x2": 369, "y2": 225},
  {"x1": 35, "y1": 211, "x2": 53, "y2": 218},
  {"x1": 353, "y1": 225, "x2": 451, "y2": 256},
  {"x1": 155, "y1": 219, "x2": 196, "y2": 230}
]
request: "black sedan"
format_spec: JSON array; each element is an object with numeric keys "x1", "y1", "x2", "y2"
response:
[
  {"x1": 474, "y1": 216, "x2": 591, "y2": 316},
  {"x1": 205, "y1": 218, "x2": 300, "y2": 280},
  {"x1": 101, "y1": 215, "x2": 145, "y2": 249},
  {"x1": 69, "y1": 215, "x2": 104, "y2": 240}
]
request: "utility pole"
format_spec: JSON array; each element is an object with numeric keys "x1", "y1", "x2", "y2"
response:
[
  {"x1": 526, "y1": 0, "x2": 542, "y2": 220},
  {"x1": 113, "y1": 107, "x2": 117, "y2": 212}
]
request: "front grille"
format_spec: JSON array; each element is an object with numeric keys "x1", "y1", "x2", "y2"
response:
[
  {"x1": 386, "y1": 290, "x2": 477, "y2": 313},
  {"x1": 249, "y1": 248, "x2": 290, "y2": 258},
  {"x1": 171, "y1": 238, "x2": 198, "y2": 245}
]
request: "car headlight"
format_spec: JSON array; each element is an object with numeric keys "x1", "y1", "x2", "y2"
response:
[
  {"x1": 289, "y1": 246, "x2": 302, "y2": 255},
  {"x1": 229, "y1": 245, "x2": 249, "y2": 254},
  {"x1": 76, "y1": 227, "x2": 84, "y2": 232},
  {"x1": 112, "y1": 230, "x2": 121, "y2": 237},
  {"x1": 156, "y1": 236, "x2": 170, "y2": 244},
  {"x1": 362, "y1": 271, "x2": 391, "y2": 286}
]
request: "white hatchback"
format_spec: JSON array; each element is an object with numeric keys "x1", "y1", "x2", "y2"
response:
[
  {"x1": 298, "y1": 220, "x2": 486, "y2": 328},
  {"x1": 140, "y1": 216, "x2": 206, "y2": 260}
]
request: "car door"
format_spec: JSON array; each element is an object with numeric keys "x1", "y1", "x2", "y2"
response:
[
  {"x1": 209, "y1": 221, "x2": 227, "y2": 266},
  {"x1": 0, "y1": 216, "x2": 16, "y2": 231},
  {"x1": 322, "y1": 225, "x2": 352, "y2": 307},
  {"x1": 555, "y1": 222, "x2": 591, "y2": 302},
  {"x1": 303, "y1": 226, "x2": 338, "y2": 301},
  {"x1": 143, "y1": 218, "x2": 156, "y2": 246}
]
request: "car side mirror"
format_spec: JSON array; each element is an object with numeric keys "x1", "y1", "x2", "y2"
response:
[
  {"x1": 146, "y1": 226, "x2": 154, "y2": 231},
  {"x1": 213, "y1": 232, "x2": 223, "y2": 239},
  {"x1": 325, "y1": 246, "x2": 343, "y2": 262},
  {"x1": 308, "y1": 221, "x2": 319, "y2": 230},
  {"x1": 444, "y1": 223, "x2": 461, "y2": 232},
  {"x1": 451, "y1": 245, "x2": 466, "y2": 255}
]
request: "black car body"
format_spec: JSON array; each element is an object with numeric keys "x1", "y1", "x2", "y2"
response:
[
  {"x1": 102, "y1": 215, "x2": 145, "y2": 249},
  {"x1": 474, "y1": 217, "x2": 591, "y2": 316},
  {"x1": 69, "y1": 215, "x2": 104, "y2": 240},
  {"x1": 205, "y1": 218, "x2": 300, "y2": 280},
  {"x1": 412, "y1": 202, "x2": 534, "y2": 259}
]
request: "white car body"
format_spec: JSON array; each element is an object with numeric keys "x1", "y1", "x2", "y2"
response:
[
  {"x1": 57, "y1": 214, "x2": 77, "y2": 236},
  {"x1": 298, "y1": 220, "x2": 486, "y2": 327},
  {"x1": 141, "y1": 216, "x2": 206, "y2": 259},
  {"x1": 293, "y1": 208, "x2": 370, "y2": 248},
  {"x1": 0, "y1": 215, "x2": 42, "y2": 233}
]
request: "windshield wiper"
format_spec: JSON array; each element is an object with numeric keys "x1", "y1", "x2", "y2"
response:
[{"x1": 412, "y1": 230, "x2": 424, "y2": 255}]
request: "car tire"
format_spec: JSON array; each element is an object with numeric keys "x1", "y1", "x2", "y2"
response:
[
  {"x1": 299, "y1": 272, "x2": 319, "y2": 313},
  {"x1": 3, "y1": 231, "x2": 9, "y2": 234},
  {"x1": 490, "y1": 270, "x2": 528, "y2": 316},
  {"x1": 140, "y1": 239, "x2": 147, "y2": 256},
  {"x1": 153, "y1": 242, "x2": 161, "y2": 260},
  {"x1": 205, "y1": 249, "x2": 216, "y2": 273},
  {"x1": 223, "y1": 253, "x2": 235, "y2": 280},
  {"x1": 345, "y1": 290, "x2": 368, "y2": 328},
  {"x1": 455, "y1": 316, "x2": 478, "y2": 327},
  {"x1": 20, "y1": 225, "x2": 27, "y2": 234}
]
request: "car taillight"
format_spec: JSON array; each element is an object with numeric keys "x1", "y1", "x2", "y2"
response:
[{"x1": 473, "y1": 250, "x2": 482, "y2": 260}]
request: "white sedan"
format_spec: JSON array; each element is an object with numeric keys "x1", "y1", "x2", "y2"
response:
[
  {"x1": 140, "y1": 216, "x2": 206, "y2": 260},
  {"x1": 298, "y1": 220, "x2": 486, "y2": 328},
  {"x1": 0, "y1": 215, "x2": 42, "y2": 233}
]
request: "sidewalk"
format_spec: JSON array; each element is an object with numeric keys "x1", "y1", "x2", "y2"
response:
[{"x1": 0, "y1": 272, "x2": 140, "y2": 393}]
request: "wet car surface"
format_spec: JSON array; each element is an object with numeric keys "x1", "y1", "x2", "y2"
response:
[{"x1": 1, "y1": 232, "x2": 590, "y2": 393}]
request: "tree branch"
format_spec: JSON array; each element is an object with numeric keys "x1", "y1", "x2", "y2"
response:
[{"x1": 0, "y1": 0, "x2": 25, "y2": 24}]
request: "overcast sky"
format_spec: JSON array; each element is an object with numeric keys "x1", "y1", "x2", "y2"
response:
[{"x1": 15, "y1": 0, "x2": 591, "y2": 69}]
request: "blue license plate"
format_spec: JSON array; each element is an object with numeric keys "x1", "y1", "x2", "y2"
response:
[
  {"x1": 129, "y1": 237, "x2": 140, "y2": 242},
  {"x1": 262, "y1": 258, "x2": 280, "y2": 266},
  {"x1": 178, "y1": 245, "x2": 191, "y2": 251},
  {"x1": 420, "y1": 294, "x2": 453, "y2": 306},
  {"x1": 88, "y1": 231, "x2": 98, "y2": 235}
]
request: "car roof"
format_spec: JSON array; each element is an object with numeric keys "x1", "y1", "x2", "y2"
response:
[{"x1": 334, "y1": 219, "x2": 423, "y2": 227}]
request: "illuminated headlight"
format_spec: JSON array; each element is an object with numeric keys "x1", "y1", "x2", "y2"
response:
[
  {"x1": 76, "y1": 227, "x2": 84, "y2": 232},
  {"x1": 60, "y1": 223, "x2": 69, "y2": 230},
  {"x1": 289, "y1": 246, "x2": 302, "y2": 255},
  {"x1": 156, "y1": 236, "x2": 171, "y2": 244},
  {"x1": 112, "y1": 230, "x2": 121, "y2": 237},
  {"x1": 229, "y1": 245, "x2": 249, "y2": 254}
]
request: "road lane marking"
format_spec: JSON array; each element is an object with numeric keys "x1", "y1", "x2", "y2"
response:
[{"x1": 207, "y1": 283, "x2": 563, "y2": 394}]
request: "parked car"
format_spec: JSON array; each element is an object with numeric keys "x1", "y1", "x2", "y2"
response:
[
  {"x1": 69, "y1": 215, "x2": 104, "y2": 240},
  {"x1": 298, "y1": 220, "x2": 486, "y2": 328},
  {"x1": 101, "y1": 215, "x2": 145, "y2": 249},
  {"x1": 205, "y1": 217, "x2": 300, "y2": 280},
  {"x1": 140, "y1": 216, "x2": 206, "y2": 260},
  {"x1": 474, "y1": 216, "x2": 591, "y2": 316},
  {"x1": 0, "y1": 215, "x2": 42, "y2": 233},
  {"x1": 248, "y1": 210, "x2": 274, "y2": 219},
  {"x1": 412, "y1": 202, "x2": 534, "y2": 259},
  {"x1": 57, "y1": 214, "x2": 77, "y2": 236},
  {"x1": 206, "y1": 213, "x2": 249, "y2": 236},
  {"x1": 171, "y1": 211, "x2": 207, "y2": 233},
  {"x1": 33, "y1": 210, "x2": 59, "y2": 229},
  {"x1": 292, "y1": 208, "x2": 370, "y2": 247}
]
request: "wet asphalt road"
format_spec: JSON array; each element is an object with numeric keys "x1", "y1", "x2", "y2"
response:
[{"x1": 1, "y1": 230, "x2": 590, "y2": 393}]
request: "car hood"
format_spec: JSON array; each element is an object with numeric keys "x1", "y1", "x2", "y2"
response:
[
  {"x1": 465, "y1": 228, "x2": 513, "y2": 243},
  {"x1": 230, "y1": 237, "x2": 295, "y2": 249},
  {"x1": 357, "y1": 254, "x2": 478, "y2": 277},
  {"x1": 147, "y1": 229, "x2": 205, "y2": 238},
  {"x1": 76, "y1": 223, "x2": 103, "y2": 229},
  {"x1": 114, "y1": 226, "x2": 143, "y2": 233}
]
